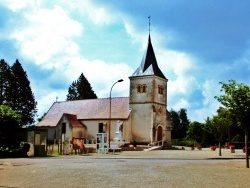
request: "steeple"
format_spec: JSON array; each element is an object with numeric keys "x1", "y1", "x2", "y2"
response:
[{"x1": 132, "y1": 35, "x2": 166, "y2": 79}]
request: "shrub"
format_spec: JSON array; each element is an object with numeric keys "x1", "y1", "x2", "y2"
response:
[
  {"x1": 231, "y1": 134, "x2": 244, "y2": 142},
  {"x1": 171, "y1": 139, "x2": 179, "y2": 146},
  {"x1": 0, "y1": 142, "x2": 30, "y2": 158}
]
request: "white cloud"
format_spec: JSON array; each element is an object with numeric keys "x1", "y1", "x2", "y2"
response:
[
  {"x1": 37, "y1": 90, "x2": 66, "y2": 116},
  {"x1": 170, "y1": 98, "x2": 189, "y2": 110},
  {"x1": 0, "y1": 0, "x2": 37, "y2": 12},
  {"x1": 190, "y1": 80, "x2": 220, "y2": 122},
  {"x1": 169, "y1": 76, "x2": 198, "y2": 95},
  {"x1": 33, "y1": 57, "x2": 131, "y2": 116},
  {"x1": 124, "y1": 21, "x2": 147, "y2": 47},
  {"x1": 62, "y1": 57, "x2": 132, "y2": 97},
  {"x1": 59, "y1": 0, "x2": 117, "y2": 26},
  {"x1": 202, "y1": 80, "x2": 220, "y2": 107},
  {"x1": 9, "y1": 5, "x2": 83, "y2": 68},
  {"x1": 4, "y1": 1, "x2": 133, "y2": 118}
]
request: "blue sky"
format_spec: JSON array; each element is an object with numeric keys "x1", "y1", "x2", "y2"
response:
[{"x1": 1, "y1": 0, "x2": 250, "y2": 123}]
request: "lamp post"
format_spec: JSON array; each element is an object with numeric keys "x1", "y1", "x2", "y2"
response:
[{"x1": 109, "y1": 79, "x2": 124, "y2": 148}]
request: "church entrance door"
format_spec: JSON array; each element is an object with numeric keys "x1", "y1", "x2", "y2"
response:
[{"x1": 157, "y1": 126, "x2": 163, "y2": 141}]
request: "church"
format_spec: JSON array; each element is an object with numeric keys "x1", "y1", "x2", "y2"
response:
[{"x1": 36, "y1": 34, "x2": 171, "y2": 147}]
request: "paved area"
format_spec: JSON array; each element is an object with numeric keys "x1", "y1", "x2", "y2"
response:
[{"x1": 0, "y1": 148, "x2": 250, "y2": 188}]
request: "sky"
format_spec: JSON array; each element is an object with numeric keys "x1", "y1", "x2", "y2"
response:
[{"x1": 1, "y1": 0, "x2": 250, "y2": 123}]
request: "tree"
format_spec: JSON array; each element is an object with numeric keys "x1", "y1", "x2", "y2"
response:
[
  {"x1": 170, "y1": 109, "x2": 180, "y2": 139},
  {"x1": 215, "y1": 80, "x2": 250, "y2": 168},
  {"x1": 37, "y1": 112, "x2": 47, "y2": 122},
  {"x1": 179, "y1": 108, "x2": 190, "y2": 139},
  {"x1": 202, "y1": 122, "x2": 216, "y2": 147},
  {"x1": 66, "y1": 81, "x2": 78, "y2": 100},
  {"x1": 186, "y1": 121, "x2": 204, "y2": 145},
  {"x1": 66, "y1": 73, "x2": 97, "y2": 100},
  {"x1": 206, "y1": 108, "x2": 232, "y2": 156},
  {"x1": 0, "y1": 105, "x2": 21, "y2": 146},
  {"x1": 0, "y1": 59, "x2": 12, "y2": 105},
  {"x1": 170, "y1": 108, "x2": 190, "y2": 139},
  {"x1": 11, "y1": 60, "x2": 37, "y2": 126}
]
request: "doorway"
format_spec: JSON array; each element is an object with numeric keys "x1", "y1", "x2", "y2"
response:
[
  {"x1": 98, "y1": 123, "x2": 104, "y2": 133},
  {"x1": 157, "y1": 126, "x2": 163, "y2": 141}
]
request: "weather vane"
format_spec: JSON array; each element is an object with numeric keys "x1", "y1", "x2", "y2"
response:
[{"x1": 148, "y1": 16, "x2": 151, "y2": 35}]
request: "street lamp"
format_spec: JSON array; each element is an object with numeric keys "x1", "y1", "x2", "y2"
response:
[{"x1": 109, "y1": 79, "x2": 124, "y2": 148}]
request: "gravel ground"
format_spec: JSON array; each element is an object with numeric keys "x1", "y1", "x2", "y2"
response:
[{"x1": 0, "y1": 148, "x2": 250, "y2": 188}]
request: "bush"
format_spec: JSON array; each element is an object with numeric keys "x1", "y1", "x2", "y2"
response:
[
  {"x1": 231, "y1": 134, "x2": 244, "y2": 142},
  {"x1": 0, "y1": 142, "x2": 30, "y2": 158},
  {"x1": 184, "y1": 140, "x2": 196, "y2": 147},
  {"x1": 171, "y1": 139, "x2": 179, "y2": 146},
  {"x1": 175, "y1": 139, "x2": 200, "y2": 147}
]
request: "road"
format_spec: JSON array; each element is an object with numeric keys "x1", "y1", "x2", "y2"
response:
[{"x1": 0, "y1": 149, "x2": 249, "y2": 188}]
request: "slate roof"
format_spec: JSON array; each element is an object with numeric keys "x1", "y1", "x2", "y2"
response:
[
  {"x1": 132, "y1": 35, "x2": 167, "y2": 79},
  {"x1": 36, "y1": 97, "x2": 130, "y2": 127}
]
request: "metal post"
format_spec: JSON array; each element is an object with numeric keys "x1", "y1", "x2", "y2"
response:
[{"x1": 109, "y1": 79, "x2": 123, "y2": 148}]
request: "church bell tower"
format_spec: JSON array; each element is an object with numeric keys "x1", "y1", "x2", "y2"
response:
[{"x1": 129, "y1": 34, "x2": 171, "y2": 144}]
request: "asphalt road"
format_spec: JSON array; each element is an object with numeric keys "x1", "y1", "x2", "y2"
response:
[{"x1": 0, "y1": 149, "x2": 250, "y2": 188}]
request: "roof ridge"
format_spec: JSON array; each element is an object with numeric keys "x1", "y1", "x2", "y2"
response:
[
  {"x1": 36, "y1": 97, "x2": 131, "y2": 127},
  {"x1": 55, "y1": 96, "x2": 129, "y2": 103}
]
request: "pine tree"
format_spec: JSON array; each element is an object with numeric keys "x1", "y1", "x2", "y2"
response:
[
  {"x1": 0, "y1": 59, "x2": 12, "y2": 105},
  {"x1": 170, "y1": 108, "x2": 190, "y2": 139},
  {"x1": 11, "y1": 60, "x2": 37, "y2": 126},
  {"x1": 66, "y1": 81, "x2": 78, "y2": 101},
  {"x1": 178, "y1": 108, "x2": 190, "y2": 139},
  {"x1": 170, "y1": 109, "x2": 180, "y2": 139},
  {"x1": 66, "y1": 73, "x2": 97, "y2": 101}
]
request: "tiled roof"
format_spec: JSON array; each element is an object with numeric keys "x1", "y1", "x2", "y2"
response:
[
  {"x1": 36, "y1": 97, "x2": 130, "y2": 127},
  {"x1": 64, "y1": 113, "x2": 86, "y2": 128},
  {"x1": 132, "y1": 35, "x2": 167, "y2": 79}
]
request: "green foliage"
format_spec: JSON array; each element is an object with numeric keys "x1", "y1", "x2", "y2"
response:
[
  {"x1": 66, "y1": 73, "x2": 97, "y2": 101},
  {"x1": 206, "y1": 108, "x2": 232, "y2": 141},
  {"x1": 205, "y1": 108, "x2": 232, "y2": 156},
  {"x1": 0, "y1": 59, "x2": 12, "y2": 105},
  {"x1": 176, "y1": 139, "x2": 199, "y2": 147},
  {"x1": 183, "y1": 140, "x2": 196, "y2": 147},
  {"x1": 215, "y1": 80, "x2": 250, "y2": 167},
  {"x1": 0, "y1": 105, "x2": 21, "y2": 146},
  {"x1": 186, "y1": 121, "x2": 204, "y2": 144},
  {"x1": 0, "y1": 141, "x2": 30, "y2": 158},
  {"x1": 37, "y1": 112, "x2": 47, "y2": 122},
  {"x1": 170, "y1": 108, "x2": 190, "y2": 139},
  {"x1": 0, "y1": 105, "x2": 21, "y2": 123},
  {"x1": 215, "y1": 80, "x2": 250, "y2": 129},
  {"x1": 0, "y1": 59, "x2": 37, "y2": 126},
  {"x1": 202, "y1": 121, "x2": 216, "y2": 146},
  {"x1": 171, "y1": 139, "x2": 179, "y2": 146},
  {"x1": 11, "y1": 60, "x2": 37, "y2": 126},
  {"x1": 170, "y1": 109, "x2": 179, "y2": 139},
  {"x1": 231, "y1": 134, "x2": 244, "y2": 142}
]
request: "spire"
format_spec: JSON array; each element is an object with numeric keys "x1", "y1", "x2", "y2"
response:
[{"x1": 132, "y1": 35, "x2": 166, "y2": 79}]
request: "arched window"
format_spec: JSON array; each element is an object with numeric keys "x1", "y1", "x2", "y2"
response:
[
  {"x1": 142, "y1": 84, "x2": 147, "y2": 93},
  {"x1": 137, "y1": 85, "x2": 142, "y2": 93},
  {"x1": 158, "y1": 85, "x2": 163, "y2": 94},
  {"x1": 137, "y1": 84, "x2": 147, "y2": 93}
]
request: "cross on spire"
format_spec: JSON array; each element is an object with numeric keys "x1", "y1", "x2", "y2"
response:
[{"x1": 148, "y1": 16, "x2": 151, "y2": 35}]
